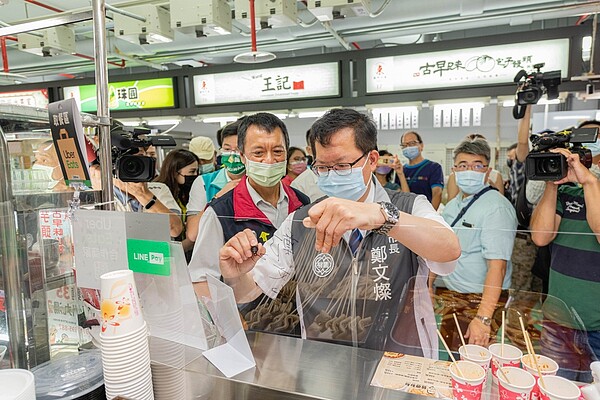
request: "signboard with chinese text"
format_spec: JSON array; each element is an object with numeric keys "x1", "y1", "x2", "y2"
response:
[
  {"x1": 63, "y1": 78, "x2": 175, "y2": 112},
  {"x1": 48, "y1": 98, "x2": 91, "y2": 186},
  {"x1": 73, "y1": 210, "x2": 170, "y2": 289},
  {"x1": 193, "y1": 62, "x2": 340, "y2": 105},
  {"x1": 366, "y1": 39, "x2": 569, "y2": 93},
  {"x1": 0, "y1": 89, "x2": 49, "y2": 108}
]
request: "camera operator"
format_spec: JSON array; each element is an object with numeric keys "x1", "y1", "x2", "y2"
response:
[
  {"x1": 112, "y1": 157, "x2": 183, "y2": 238},
  {"x1": 530, "y1": 143, "x2": 600, "y2": 381}
]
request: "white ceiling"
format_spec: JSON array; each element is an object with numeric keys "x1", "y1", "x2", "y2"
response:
[{"x1": 0, "y1": 0, "x2": 599, "y2": 84}]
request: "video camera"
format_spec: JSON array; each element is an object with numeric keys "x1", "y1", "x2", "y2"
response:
[
  {"x1": 111, "y1": 124, "x2": 176, "y2": 182},
  {"x1": 526, "y1": 127, "x2": 599, "y2": 181},
  {"x1": 512, "y1": 63, "x2": 561, "y2": 119}
]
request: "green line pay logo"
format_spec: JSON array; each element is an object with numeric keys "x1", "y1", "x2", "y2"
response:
[{"x1": 133, "y1": 251, "x2": 164, "y2": 265}]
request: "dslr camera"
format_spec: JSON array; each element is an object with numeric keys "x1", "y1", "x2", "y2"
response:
[
  {"x1": 526, "y1": 127, "x2": 599, "y2": 181},
  {"x1": 111, "y1": 125, "x2": 176, "y2": 182},
  {"x1": 512, "y1": 63, "x2": 561, "y2": 119}
]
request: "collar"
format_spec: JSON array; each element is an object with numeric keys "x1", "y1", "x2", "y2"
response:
[
  {"x1": 405, "y1": 159, "x2": 429, "y2": 169},
  {"x1": 247, "y1": 178, "x2": 288, "y2": 209},
  {"x1": 371, "y1": 175, "x2": 392, "y2": 203},
  {"x1": 232, "y1": 176, "x2": 304, "y2": 223},
  {"x1": 113, "y1": 186, "x2": 142, "y2": 212}
]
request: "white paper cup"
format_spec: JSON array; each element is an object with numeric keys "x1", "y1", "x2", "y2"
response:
[
  {"x1": 497, "y1": 366, "x2": 536, "y2": 400},
  {"x1": 538, "y1": 375, "x2": 581, "y2": 400},
  {"x1": 521, "y1": 354, "x2": 559, "y2": 400},
  {"x1": 100, "y1": 270, "x2": 144, "y2": 337},
  {"x1": 489, "y1": 343, "x2": 523, "y2": 384},
  {"x1": 459, "y1": 344, "x2": 492, "y2": 372},
  {"x1": 449, "y1": 360, "x2": 486, "y2": 400}
]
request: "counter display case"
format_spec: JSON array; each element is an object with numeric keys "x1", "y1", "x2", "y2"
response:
[{"x1": 0, "y1": 105, "x2": 101, "y2": 369}]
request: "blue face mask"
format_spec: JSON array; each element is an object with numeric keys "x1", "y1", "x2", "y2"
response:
[
  {"x1": 455, "y1": 170, "x2": 487, "y2": 195},
  {"x1": 402, "y1": 146, "x2": 420, "y2": 160},
  {"x1": 586, "y1": 139, "x2": 600, "y2": 158},
  {"x1": 200, "y1": 163, "x2": 215, "y2": 175},
  {"x1": 317, "y1": 158, "x2": 368, "y2": 201}
]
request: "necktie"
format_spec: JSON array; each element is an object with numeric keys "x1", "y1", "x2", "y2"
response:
[{"x1": 348, "y1": 228, "x2": 363, "y2": 256}]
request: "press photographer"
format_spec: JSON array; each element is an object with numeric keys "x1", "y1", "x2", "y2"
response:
[
  {"x1": 512, "y1": 63, "x2": 561, "y2": 119},
  {"x1": 90, "y1": 123, "x2": 183, "y2": 238},
  {"x1": 529, "y1": 120, "x2": 600, "y2": 382},
  {"x1": 525, "y1": 127, "x2": 598, "y2": 181}
]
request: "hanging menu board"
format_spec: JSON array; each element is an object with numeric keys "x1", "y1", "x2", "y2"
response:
[
  {"x1": 63, "y1": 78, "x2": 175, "y2": 112},
  {"x1": 366, "y1": 38, "x2": 569, "y2": 93},
  {"x1": 193, "y1": 62, "x2": 340, "y2": 105}
]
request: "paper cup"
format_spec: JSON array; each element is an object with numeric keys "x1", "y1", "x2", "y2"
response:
[
  {"x1": 489, "y1": 343, "x2": 523, "y2": 384},
  {"x1": 450, "y1": 360, "x2": 486, "y2": 400},
  {"x1": 538, "y1": 376, "x2": 581, "y2": 400},
  {"x1": 521, "y1": 354, "x2": 559, "y2": 400},
  {"x1": 497, "y1": 366, "x2": 536, "y2": 400},
  {"x1": 100, "y1": 270, "x2": 144, "y2": 337},
  {"x1": 459, "y1": 344, "x2": 492, "y2": 372}
]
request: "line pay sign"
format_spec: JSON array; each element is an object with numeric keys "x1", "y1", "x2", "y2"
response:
[{"x1": 127, "y1": 239, "x2": 171, "y2": 276}]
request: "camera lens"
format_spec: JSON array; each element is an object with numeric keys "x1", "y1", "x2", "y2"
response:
[
  {"x1": 121, "y1": 157, "x2": 145, "y2": 176},
  {"x1": 540, "y1": 158, "x2": 560, "y2": 174},
  {"x1": 522, "y1": 91, "x2": 538, "y2": 103}
]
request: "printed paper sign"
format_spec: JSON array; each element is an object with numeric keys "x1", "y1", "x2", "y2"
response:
[{"x1": 370, "y1": 352, "x2": 453, "y2": 398}]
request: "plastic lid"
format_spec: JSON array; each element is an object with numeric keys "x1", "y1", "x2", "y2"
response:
[{"x1": 32, "y1": 349, "x2": 104, "y2": 400}]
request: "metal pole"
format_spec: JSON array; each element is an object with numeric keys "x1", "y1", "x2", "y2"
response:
[
  {"x1": 0, "y1": 129, "x2": 27, "y2": 369},
  {"x1": 92, "y1": 0, "x2": 114, "y2": 210}
]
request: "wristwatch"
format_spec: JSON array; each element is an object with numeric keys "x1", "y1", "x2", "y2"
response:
[
  {"x1": 372, "y1": 201, "x2": 400, "y2": 235},
  {"x1": 475, "y1": 315, "x2": 492, "y2": 326},
  {"x1": 144, "y1": 195, "x2": 157, "y2": 210}
]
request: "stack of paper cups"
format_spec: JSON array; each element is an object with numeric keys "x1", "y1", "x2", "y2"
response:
[
  {"x1": 100, "y1": 270, "x2": 154, "y2": 400},
  {"x1": 0, "y1": 369, "x2": 36, "y2": 400}
]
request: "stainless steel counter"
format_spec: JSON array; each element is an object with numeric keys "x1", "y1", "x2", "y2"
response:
[{"x1": 160, "y1": 332, "x2": 428, "y2": 400}]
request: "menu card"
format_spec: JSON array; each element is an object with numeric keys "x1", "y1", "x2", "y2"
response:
[{"x1": 370, "y1": 352, "x2": 453, "y2": 398}]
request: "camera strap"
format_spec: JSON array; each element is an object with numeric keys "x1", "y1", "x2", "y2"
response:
[{"x1": 450, "y1": 186, "x2": 496, "y2": 227}]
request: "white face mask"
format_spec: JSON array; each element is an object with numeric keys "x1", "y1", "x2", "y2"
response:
[
  {"x1": 32, "y1": 164, "x2": 60, "y2": 189},
  {"x1": 245, "y1": 159, "x2": 287, "y2": 187}
]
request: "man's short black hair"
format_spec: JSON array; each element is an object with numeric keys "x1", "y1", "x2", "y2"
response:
[
  {"x1": 577, "y1": 120, "x2": 600, "y2": 128},
  {"x1": 507, "y1": 143, "x2": 518, "y2": 151},
  {"x1": 308, "y1": 108, "x2": 377, "y2": 157},
  {"x1": 237, "y1": 112, "x2": 289, "y2": 153},
  {"x1": 219, "y1": 118, "x2": 242, "y2": 147}
]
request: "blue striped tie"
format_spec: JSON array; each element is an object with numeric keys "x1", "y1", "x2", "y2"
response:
[{"x1": 348, "y1": 228, "x2": 363, "y2": 255}]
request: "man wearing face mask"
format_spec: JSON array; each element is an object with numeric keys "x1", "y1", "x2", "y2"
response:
[
  {"x1": 218, "y1": 109, "x2": 460, "y2": 356},
  {"x1": 399, "y1": 131, "x2": 444, "y2": 210},
  {"x1": 186, "y1": 121, "x2": 246, "y2": 242},
  {"x1": 530, "y1": 122, "x2": 600, "y2": 382},
  {"x1": 32, "y1": 141, "x2": 69, "y2": 191},
  {"x1": 188, "y1": 113, "x2": 310, "y2": 299},
  {"x1": 433, "y1": 139, "x2": 517, "y2": 348},
  {"x1": 188, "y1": 136, "x2": 217, "y2": 175}
]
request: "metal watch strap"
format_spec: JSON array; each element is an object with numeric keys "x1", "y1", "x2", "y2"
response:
[
  {"x1": 475, "y1": 315, "x2": 492, "y2": 326},
  {"x1": 372, "y1": 201, "x2": 399, "y2": 235}
]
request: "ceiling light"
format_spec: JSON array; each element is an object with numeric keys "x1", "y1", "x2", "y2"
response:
[
  {"x1": 234, "y1": 0, "x2": 298, "y2": 29},
  {"x1": 170, "y1": 0, "x2": 232, "y2": 36},
  {"x1": 147, "y1": 33, "x2": 173, "y2": 44},
  {"x1": 298, "y1": 111, "x2": 326, "y2": 119},
  {"x1": 17, "y1": 26, "x2": 76, "y2": 57},
  {"x1": 145, "y1": 118, "x2": 181, "y2": 126},
  {"x1": 234, "y1": 0, "x2": 276, "y2": 64},
  {"x1": 553, "y1": 115, "x2": 593, "y2": 120},
  {"x1": 201, "y1": 116, "x2": 239, "y2": 124},
  {"x1": 113, "y1": 5, "x2": 174, "y2": 46}
]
